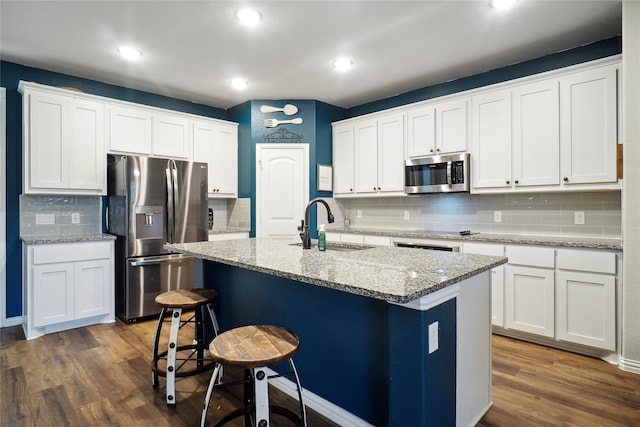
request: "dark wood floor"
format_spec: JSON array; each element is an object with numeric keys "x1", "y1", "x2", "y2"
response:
[{"x1": 1, "y1": 318, "x2": 639, "y2": 426}]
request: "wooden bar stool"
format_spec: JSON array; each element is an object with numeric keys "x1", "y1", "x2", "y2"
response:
[
  {"x1": 201, "y1": 325, "x2": 307, "y2": 427},
  {"x1": 151, "y1": 288, "x2": 220, "y2": 405}
]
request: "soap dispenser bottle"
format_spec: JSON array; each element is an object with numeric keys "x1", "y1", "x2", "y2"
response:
[{"x1": 318, "y1": 224, "x2": 326, "y2": 251}]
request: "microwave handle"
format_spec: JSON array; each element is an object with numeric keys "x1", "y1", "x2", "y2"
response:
[{"x1": 446, "y1": 161, "x2": 452, "y2": 187}]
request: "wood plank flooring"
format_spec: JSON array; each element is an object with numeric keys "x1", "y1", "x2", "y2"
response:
[{"x1": 1, "y1": 319, "x2": 639, "y2": 426}]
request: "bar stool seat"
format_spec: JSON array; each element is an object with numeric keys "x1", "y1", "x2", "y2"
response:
[
  {"x1": 201, "y1": 325, "x2": 307, "y2": 427},
  {"x1": 151, "y1": 288, "x2": 219, "y2": 405}
]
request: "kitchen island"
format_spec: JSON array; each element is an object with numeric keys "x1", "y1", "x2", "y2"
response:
[{"x1": 166, "y1": 237, "x2": 507, "y2": 426}]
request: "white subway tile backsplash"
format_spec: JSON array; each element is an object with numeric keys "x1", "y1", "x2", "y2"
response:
[
  {"x1": 20, "y1": 195, "x2": 102, "y2": 236},
  {"x1": 333, "y1": 191, "x2": 621, "y2": 238}
]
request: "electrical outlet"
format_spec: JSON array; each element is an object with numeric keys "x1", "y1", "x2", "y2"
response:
[
  {"x1": 494, "y1": 211, "x2": 502, "y2": 223},
  {"x1": 72, "y1": 213, "x2": 80, "y2": 224},
  {"x1": 428, "y1": 321, "x2": 439, "y2": 354},
  {"x1": 403, "y1": 210, "x2": 410, "y2": 221},
  {"x1": 35, "y1": 213, "x2": 55, "y2": 225},
  {"x1": 356, "y1": 210, "x2": 362, "y2": 219},
  {"x1": 574, "y1": 211, "x2": 585, "y2": 225}
]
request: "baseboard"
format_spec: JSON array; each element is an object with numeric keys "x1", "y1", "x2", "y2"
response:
[
  {"x1": 267, "y1": 368, "x2": 374, "y2": 427},
  {"x1": 618, "y1": 356, "x2": 640, "y2": 374},
  {"x1": 2, "y1": 316, "x2": 23, "y2": 328}
]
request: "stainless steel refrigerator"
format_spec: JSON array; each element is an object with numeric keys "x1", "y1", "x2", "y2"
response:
[{"x1": 107, "y1": 155, "x2": 208, "y2": 322}]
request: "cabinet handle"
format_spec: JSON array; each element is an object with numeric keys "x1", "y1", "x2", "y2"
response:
[{"x1": 563, "y1": 177, "x2": 569, "y2": 182}]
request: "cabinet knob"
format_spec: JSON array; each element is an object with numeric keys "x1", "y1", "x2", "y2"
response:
[
  {"x1": 514, "y1": 180, "x2": 519, "y2": 184},
  {"x1": 350, "y1": 188, "x2": 353, "y2": 192},
  {"x1": 506, "y1": 180, "x2": 510, "y2": 185},
  {"x1": 436, "y1": 148, "x2": 440, "y2": 152},
  {"x1": 563, "y1": 177, "x2": 569, "y2": 182},
  {"x1": 373, "y1": 187, "x2": 377, "y2": 191},
  {"x1": 430, "y1": 149, "x2": 434, "y2": 153}
]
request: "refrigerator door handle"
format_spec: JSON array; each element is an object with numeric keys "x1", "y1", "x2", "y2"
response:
[
  {"x1": 166, "y1": 162, "x2": 175, "y2": 243},
  {"x1": 171, "y1": 159, "x2": 180, "y2": 236},
  {"x1": 129, "y1": 254, "x2": 192, "y2": 267}
]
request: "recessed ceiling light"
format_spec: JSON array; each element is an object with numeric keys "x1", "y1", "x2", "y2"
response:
[
  {"x1": 117, "y1": 46, "x2": 142, "y2": 60},
  {"x1": 490, "y1": 0, "x2": 518, "y2": 9},
  {"x1": 230, "y1": 78, "x2": 248, "y2": 90},
  {"x1": 236, "y1": 8, "x2": 262, "y2": 25},
  {"x1": 333, "y1": 58, "x2": 353, "y2": 72}
]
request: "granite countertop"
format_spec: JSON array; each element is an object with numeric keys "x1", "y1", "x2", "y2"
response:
[
  {"x1": 326, "y1": 227, "x2": 622, "y2": 250},
  {"x1": 208, "y1": 227, "x2": 250, "y2": 234},
  {"x1": 20, "y1": 233, "x2": 117, "y2": 245},
  {"x1": 165, "y1": 237, "x2": 507, "y2": 304}
]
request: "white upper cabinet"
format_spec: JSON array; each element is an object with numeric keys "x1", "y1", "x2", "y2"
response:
[
  {"x1": 107, "y1": 104, "x2": 152, "y2": 155},
  {"x1": 471, "y1": 89, "x2": 512, "y2": 190},
  {"x1": 152, "y1": 113, "x2": 191, "y2": 159},
  {"x1": 108, "y1": 105, "x2": 192, "y2": 159},
  {"x1": 193, "y1": 120, "x2": 238, "y2": 198},
  {"x1": 21, "y1": 83, "x2": 106, "y2": 195},
  {"x1": 560, "y1": 64, "x2": 618, "y2": 185},
  {"x1": 332, "y1": 123, "x2": 355, "y2": 194},
  {"x1": 354, "y1": 113, "x2": 405, "y2": 195},
  {"x1": 512, "y1": 79, "x2": 560, "y2": 187},
  {"x1": 406, "y1": 98, "x2": 468, "y2": 158}
]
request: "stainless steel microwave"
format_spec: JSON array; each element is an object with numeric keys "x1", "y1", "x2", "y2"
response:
[{"x1": 404, "y1": 153, "x2": 470, "y2": 194}]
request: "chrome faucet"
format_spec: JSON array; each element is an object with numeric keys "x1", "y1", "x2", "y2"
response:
[{"x1": 298, "y1": 198, "x2": 335, "y2": 249}]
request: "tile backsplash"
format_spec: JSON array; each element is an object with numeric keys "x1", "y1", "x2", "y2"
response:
[
  {"x1": 327, "y1": 191, "x2": 621, "y2": 238},
  {"x1": 20, "y1": 195, "x2": 102, "y2": 236},
  {"x1": 208, "y1": 198, "x2": 251, "y2": 230}
]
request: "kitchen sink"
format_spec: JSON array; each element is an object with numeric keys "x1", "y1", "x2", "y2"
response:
[{"x1": 289, "y1": 242, "x2": 374, "y2": 252}]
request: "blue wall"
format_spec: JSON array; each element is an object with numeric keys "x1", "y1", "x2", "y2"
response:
[
  {"x1": 0, "y1": 35, "x2": 622, "y2": 320},
  {"x1": 0, "y1": 61, "x2": 227, "y2": 319}
]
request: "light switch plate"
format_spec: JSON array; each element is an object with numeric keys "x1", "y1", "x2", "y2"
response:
[
  {"x1": 72, "y1": 213, "x2": 80, "y2": 224},
  {"x1": 494, "y1": 211, "x2": 502, "y2": 223},
  {"x1": 428, "y1": 321, "x2": 439, "y2": 354},
  {"x1": 404, "y1": 211, "x2": 410, "y2": 221},
  {"x1": 574, "y1": 211, "x2": 585, "y2": 225},
  {"x1": 356, "y1": 210, "x2": 362, "y2": 219}
]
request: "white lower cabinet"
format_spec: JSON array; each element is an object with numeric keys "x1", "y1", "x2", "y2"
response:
[
  {"x1": 208, "y1": 232, "x2": 249, "y2": 241},
  {"x1": 505, "y1": 265, "x2": 555, "y2": 338},
  {"x1": 23, "y1": 240, "x2": 115, "y2": 340},
  {"x1": 463, "y1": 242, "x2": 505, "y2": 327},
  {"x1": 555, "y1": 249, "x2": 617, "y2": 351}
]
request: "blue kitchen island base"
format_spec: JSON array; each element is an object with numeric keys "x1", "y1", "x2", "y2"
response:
[{"x1": 203, "y1": 261, "x2": 490, "y2": 426}]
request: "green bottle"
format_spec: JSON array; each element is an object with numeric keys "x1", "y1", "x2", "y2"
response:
[{"x1": 318, "y1": 224, "x2": 326, "y2": 251}]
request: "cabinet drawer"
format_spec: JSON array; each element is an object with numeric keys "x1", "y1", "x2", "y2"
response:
[
  {"x1": 463, "y1": 242, "x2": 504, "y2": 256},
  {"x1": 363, "y1": 235, "x2": 392, "y2": 246},
  {"x1": 340, "y1": 234, "x2": 365, "y2": 244},
  {"x1": 32, "y1": 241, "x2": 113, "y2": 264},
  {"x1": 557, "y1": 249, "x2": 616, "y2": 274},
  {"x1": 506, "y1": 245, "x2": 554, "y2": 268}
]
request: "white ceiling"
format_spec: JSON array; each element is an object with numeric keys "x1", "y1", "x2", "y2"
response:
[{"x1": 0, "y1": 0, "x2": 622, "y2": 110}]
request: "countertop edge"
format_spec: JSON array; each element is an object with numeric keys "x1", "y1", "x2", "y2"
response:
[{"x1": 21, "y1": 233, "x2": 117, "y2": 245}]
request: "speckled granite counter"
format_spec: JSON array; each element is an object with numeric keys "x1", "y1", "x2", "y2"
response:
[
  {"x1": 165, "y1": 237, "x2": 506, "y2": 304},
  {"x1": 326, "y1": 227, "x2": 622, "y2": 250},
  {"x1": 20, "y1": 233, "x2": 117, "y2": 245}
]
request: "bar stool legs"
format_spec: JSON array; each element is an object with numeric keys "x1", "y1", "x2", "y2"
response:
[
  {"x1": 151, "y1": 289, "x2": 219, "y2": 405},
  {"x1": 200, "y1": 325, "x2": 307, "y2": 427}
]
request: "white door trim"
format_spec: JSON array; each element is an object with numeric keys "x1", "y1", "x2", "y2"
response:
[
  {"x1": 1, "y1": 87, "x2": 7, "y2": 327},
  {"x1": 256, "y1": 143, "x2": 309, "y2": 238}
]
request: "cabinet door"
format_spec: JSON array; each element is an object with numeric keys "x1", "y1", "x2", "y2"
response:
[
  {"x1": 194, "y1": 120, "x2": 238, "y2": 197},
  {"x1": 556, "y1": 271, "x2": 616, "y2": 350},
  {"x1": 68, "y1": 99, "x2": 106, "y2": 192},
  {"x1": 505, "y1": 265, "x2": 554, "y2": 337},
  {"x1": 332, "y1": 124, "x2": 355, "y2": 194},
  {"x1": 513, "y1": 80, "x2": 560, "y2": 187},
  {"x1": 406, "y1": 106, "x2": 435, "y2": 157},
  {"x1": 471, "y1": 90, "x2": 512, "y2": 189},
  {"x1": 74, "y1": 259, "x2": 111, "y2": 320},
  {"x1": 108, "y1": 105, "x2": 152, "y2": 155},
  {"x1": 152, "y1": 113, "x2": 191, "y2": 159},
  {"x1": 210, "y1": 124, "x2": 238, "y2": 197},
  {"x1": 27, "y1": 90, "x2": 67, "y2": 190},
  {"x1": 560, "y1": 65, "x2": 618, "y2": 185},
  {"x1": 377, "y1": 113, "x2": 405, "y2": 193},
  {"x1": 436, "y1": 99, "x2": 468, "y2": 154},
  {"x1": 33, "y1": 263, "x2": 75, "y2": 327},
  {"x1": 464, "y1": 242, "x2": 505, "y2": 327},
  {"x1": 354, "y1": 119, "x2": 378, "y2": 193}
]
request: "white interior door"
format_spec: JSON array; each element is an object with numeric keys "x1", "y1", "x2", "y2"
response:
[{"x1": 256, "y1": 144, "x2": 309, "y2": 237}]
